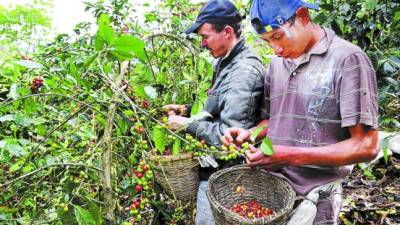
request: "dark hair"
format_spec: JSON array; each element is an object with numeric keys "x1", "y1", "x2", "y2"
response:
[
  {"x1": 212, "y1": 22, "x2": 242, "y2": 38},
  {"x1": 286, "y1": 13, "x2": 296, "y2": 26}
]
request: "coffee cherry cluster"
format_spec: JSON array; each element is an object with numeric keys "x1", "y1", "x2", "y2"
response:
[
  {"x1": 133, "y1": 122, "x2": 145, "y2": 134},
  {"x1": 128, "y1": 197, "x2": 150, "y2": 222},
  {"x1": 230, "y1": 199, "x2": 274, "y2": 219},
  {"x1": 218, "y1": 142, "x2": 250, "y2": 161},
  {"x1": 132, "y1": 162, "x2": 153, "y2": 193},
  {"x1": 127, "y1": 162, "x2": 154, "y2": 223},
  {"x1": 140, "y1": 100, "x2": 150, "y2": 109},
  {"x1": 183, "y1": 135, "x2": 208, "y2": 155},
  {"x1": 31, "y1": 77, "x2": 44, "y2": 93}
]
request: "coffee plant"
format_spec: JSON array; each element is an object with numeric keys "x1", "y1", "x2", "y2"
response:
[{"x1": 0, "y1": 0, "x2": 398, "y2": 224}]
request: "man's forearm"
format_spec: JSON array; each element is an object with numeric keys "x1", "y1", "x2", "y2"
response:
[{"x1": 282, "y1": 125, "x2": 379, "y2": 167}]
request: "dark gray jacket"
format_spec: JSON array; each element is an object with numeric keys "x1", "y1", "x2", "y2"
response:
[{"x1": 187, "y1": 39, "x2": 266, "y2": 146}]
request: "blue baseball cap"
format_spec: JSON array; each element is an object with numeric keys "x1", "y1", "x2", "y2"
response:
[
  {"x1": 250, "y1": 0, "x2": 318, "y2": 34},
  {"x1": 185, "y1": 0, "x2": 243, "y2": 34}
]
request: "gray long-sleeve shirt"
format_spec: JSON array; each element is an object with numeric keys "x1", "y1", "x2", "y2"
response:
[{"x1": 186, "y1": 39, "x2": 266, "y2": 147}]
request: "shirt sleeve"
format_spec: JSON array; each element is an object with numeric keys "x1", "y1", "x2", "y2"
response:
[
  {"x1": 337, "y1": 52, "x2": 378, "y2": 129},
  {"x1": 260, "y1": 64, "x2": 271, "y2": 120}
]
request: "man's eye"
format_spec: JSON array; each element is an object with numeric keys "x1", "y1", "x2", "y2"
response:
[{"x1": 272, "y1": 33, "x2": 282, "y2": 40}]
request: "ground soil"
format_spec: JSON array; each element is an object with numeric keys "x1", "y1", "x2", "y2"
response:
[{"x1": 340, "y1": 154, "x2": 400, "y2": 225}]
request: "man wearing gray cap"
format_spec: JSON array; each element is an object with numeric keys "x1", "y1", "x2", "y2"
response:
[
  {"x1": 164, "y1": 0, "x2": 266, "y2": 224},
  {"x1": 222, "y1": 0, "x2": 379, "y2": 224}
]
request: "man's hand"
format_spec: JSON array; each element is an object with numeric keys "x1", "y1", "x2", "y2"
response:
[
  {"x1": 168, "y1": 115, "x2": 190, "y2": 131},
  {"x1": 245, "y1": 145, "x2": 291, "y2": 170},
  {"x1": 220, "y1": 127, "x2": 251, "y2": 146},
  {"x1": 163, "y1": 104, "x2": 187, "y2": 116}
]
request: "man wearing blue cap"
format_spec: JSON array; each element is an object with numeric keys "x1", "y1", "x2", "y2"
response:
[
  {"x1": 165, "y1": 0, "x2": 266, "y2": 224},
  {"x1": 222, "y1": 0, "x2": 378, "y2": 224}
]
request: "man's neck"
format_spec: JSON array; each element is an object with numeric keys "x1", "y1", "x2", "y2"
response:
[
  {"x1": 291, "y1": 26, "x2": 325, "y2": 65},
  {"x1": 222, "y1": 37, "x2": 240, "y2": 60},
  {"x1": 304, "y1": 24, "x2": 325, "y2": 54}
]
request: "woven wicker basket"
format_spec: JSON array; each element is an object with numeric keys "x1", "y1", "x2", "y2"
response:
[
  {"x1": 150, "y1": 152, "x2": 199, "y2": 202},
  {"x1": 207, "y1": 165, "x2": 295, "y2": 225}
]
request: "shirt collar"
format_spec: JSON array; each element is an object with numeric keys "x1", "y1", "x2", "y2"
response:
[
  {"x1": 287, "y1": 28, "x2": 336, "y2": 67},
  {"x1": 219, "y1": 38, "x2": 245, "y2": 65}
]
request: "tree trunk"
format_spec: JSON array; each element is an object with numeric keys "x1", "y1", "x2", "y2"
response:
[{"x1": 102, "y1": 61, "x2": 129, "y2": 223}]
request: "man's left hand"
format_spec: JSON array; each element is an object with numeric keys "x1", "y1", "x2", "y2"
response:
[
  {"x1": 168, "y1": 115, "x2": 190, "y2": 131},
  {"x1": 245, "y1": 145, "x2": 291, "y2": 170}
]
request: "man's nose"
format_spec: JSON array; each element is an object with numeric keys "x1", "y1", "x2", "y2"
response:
[
  {"x1": 200, "y1": 40, "x2": 207, "y2": 48},
  {"x1": 270, "y1": 42, "x2": 283, "y2": 55}
]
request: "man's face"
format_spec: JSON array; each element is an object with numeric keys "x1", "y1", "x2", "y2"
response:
[
  {"x1": 198, "y1": 23, "x2": 229, "y2": 58},
  {"x1": 259, "y1": 17, "x2": 309, "y2": 59}
]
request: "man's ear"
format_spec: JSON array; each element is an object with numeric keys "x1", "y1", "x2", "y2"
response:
[
  {"x1": 224, "y1": 25, "x2": 235, "y2": 38},
  {"x1": 295, "y1": 7, "x2": 311, "y2": 25}
]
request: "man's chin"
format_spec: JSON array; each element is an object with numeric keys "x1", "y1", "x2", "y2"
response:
[
  {"x1": 210, "y1": 52, "x2": 218, "y2": 58},
  {"x1": 278, "y1": 53, "x2": 290, "y2": 58}
]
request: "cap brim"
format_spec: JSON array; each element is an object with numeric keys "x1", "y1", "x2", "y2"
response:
[
  {"x1": 303, "y1": 2, "x2": 319, "y2": 10},
  {"x1": 185, "y1": 22, "x2": 203, "y2": 34}
]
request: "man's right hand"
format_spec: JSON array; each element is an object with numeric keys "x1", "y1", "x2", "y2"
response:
[
  {"x1": 221, "y1": 127, "x2": 251, "y2": 146},
  {"x1": 163, "y1": 104, "x2": 187, "y2": 116}
]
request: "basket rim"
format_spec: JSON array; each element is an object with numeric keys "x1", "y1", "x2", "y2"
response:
[
  {"x1": 149, "y1": 151, "x2": 194, "y2": 162},
  {"x1": 207, "y1": 165, "x2": 296, "y2": 224}
]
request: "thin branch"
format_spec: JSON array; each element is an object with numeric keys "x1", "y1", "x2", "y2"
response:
[
  {"x1": 1, "y1": 163, "x2": 102, "y2": 188},
  {"x1": 143, "y1": 47, "x2": 157, "y2": 82}
]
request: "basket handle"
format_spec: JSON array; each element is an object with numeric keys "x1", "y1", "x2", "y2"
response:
[
  {"x1": 189, "y1": 162, "x2": 199, "y2": 170},
  {"x1": 206, "y1": 190, "x2": 223, "y2": 215}
]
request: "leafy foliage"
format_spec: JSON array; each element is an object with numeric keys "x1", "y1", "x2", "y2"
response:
[
  {"x1": 153, "y1": 125, "x2": 167, "y2": 154},
  {"x1": 314, "y1": 0, "x2": 400, "y2": 130},
  {"x1": 0, "y1": 3, "x2": 51, "y2": 54}
]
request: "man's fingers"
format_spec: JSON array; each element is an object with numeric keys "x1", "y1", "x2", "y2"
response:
[
  {"x1": 245, "y1": 149, "x2": 264, "y2": 162},
  {"x1": 162, "y1": 104, "x2": 172, "y2": 110},
  {"x1": 236, "y1": 129, "x2": 250, "y2": 144},
  {"x1": 220, "y1": 136, "x2": 229, "y2": 146},
  {"x1": 222, "y1": 128, "x2": 237, "y2": 145},
  {"x1": 163, "y1": 104, "x2": 183, "y2": 115},
  {"x1": 249, "y1": 144, "x2": 257, "y2": 153}
]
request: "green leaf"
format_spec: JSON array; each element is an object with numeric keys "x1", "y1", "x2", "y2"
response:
[
  {"x1": 197, "y1": 58, "x2": 205, "y2": 73},
  {"x1": 357, "y1": 163, "x2": 376, "y2": 179},
  {"x1": 172, "y1": 138, "x2": 181, "y2": 155},
  {"x1": 133, "y1": 85, "x2": 147, "y2": 98},
  {"x1": 0, "y1": 206, "x2": 18, "y2": 213},
  {"x1": 14, "y1": 115, "x2": 31, "y2": 127},
  {"x1": 22, "y1": 162, "x2": 35, "y2": 173},
  {"x1": 383, "y1": 62, "x2": 397, "y2": 75},
  {"x1": 4, "y1": 142, "x2": 23, "y2": 157},
  {"x1": 23, "y1": 97, "x2": 36, "y2": 114},
  {"x1": 250, "y1": 124, "x2": 268, "y2": 143},
  {"x1": 74, "y1": 205, "x2": 96, "y2": 225},
  {"x1": 153, "y1": 126, "x2": 167, "y2": 154},
  {"x1": 0, "y1": 114, "x2": 15, "y2": 122},
  {"x1": 9, "y1": 83, "x2": 19, "y2": 99},
  {"x1": 260, "y1": 137, "x2": 274, "y2": 156},
  {"x1": 191, "y1": 100, "x2": 200, "y2": 116},
  {"x1": 14, "y1": 60, "x2": 43, "y2": 69},
  {"x1": 9, "y1": 159, "x2": 23, "y2": 172},
  {"x1": 380, "y1": 138, "x2": 389, "y2": 164},
  {"x1": 110, "y1": 35, "x2": 146, "y2": 61},
  {"x1": 144, "y1": 85, "x2": 158, "y2": 100},
  {"x1": 95, "y1": 14, "x2": 114, "y2": 50},
  {"x1": 340, "y1": 3, "x2": 350, "y2": 14},
  {"x1": 191, "y1": 93, "x2": 207, "y2": 115},
  {"x1": 364, "y1": 0, "x2": 377, "y2": 10},
  {"x1": 83, "y1": 199, "x2": 102, "y2": 225},
  {"x1": 363, "y1": 168, "x2": 376, "y2": 179}
]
